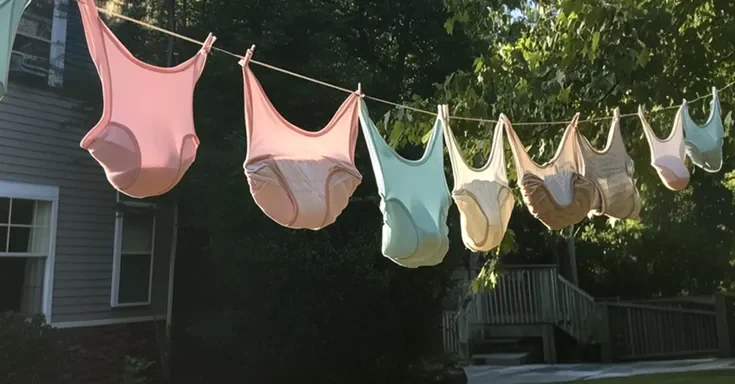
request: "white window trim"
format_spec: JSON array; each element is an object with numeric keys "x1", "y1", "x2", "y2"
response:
[
  {"x1": 12, "y1": 0, "x2": 68, "y2": 87},
  {"x1": 0, "y1": 180, "x2": 59, "y2": 324},
  {"x1": 48, "y1": 0, "x2": 69, "y2": 88},
  {"x1": 110, "y1": 198, "x2": 157, "y2": 308}
]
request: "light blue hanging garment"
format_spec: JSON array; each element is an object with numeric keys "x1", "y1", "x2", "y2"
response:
[
  {"x1": 358, "y1": 100, "x2": 451, "y2": 268},
  {"x1": 681, "y1": 87, "x2": 725, "y2": 173},
  {"x1": 0, "y1": 0, "x2": 32, "y2": 100}
]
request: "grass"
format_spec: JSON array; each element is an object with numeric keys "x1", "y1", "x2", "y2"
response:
[{"x1": 556, "y1": 369, "x2": 735, "y2": 383}]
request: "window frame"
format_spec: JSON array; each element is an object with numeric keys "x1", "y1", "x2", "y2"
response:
[
  {"x1": 11, "y1": 0, "x2": 68, "y2": 88},
  {"x1": 110, "y1": 199, "x2": 157, "y2": 308},
  {"x1": 0, "y1": 180, "x2": 59, "y2": 322}
]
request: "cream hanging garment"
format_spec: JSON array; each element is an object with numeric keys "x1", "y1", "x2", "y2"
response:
[
  {"x1": 504, "y1": 113, "x2": 597, "y2": 231},
  {"x1": 637, "y1": 106, "x2": 690, "y2": 191},
  {"x1": 576, "y1": 108, "x2": 641, "y2": 220},
  {"x1": 442, "y1": 107, "x2": 514, "y2": 252}
]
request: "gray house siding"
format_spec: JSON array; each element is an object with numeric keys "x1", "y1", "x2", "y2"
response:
[{"x1": 0, "y1": 82, "x2": 173, "y2": 325}]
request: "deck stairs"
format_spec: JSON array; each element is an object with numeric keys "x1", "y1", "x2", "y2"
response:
[{"x1": 457, "y1": 265, "x2": 598, "y2": 365}]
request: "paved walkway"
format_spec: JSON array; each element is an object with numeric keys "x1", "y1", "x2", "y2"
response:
[{"x1": 465, "y1": 358, "x2": 735, "y2": 383}]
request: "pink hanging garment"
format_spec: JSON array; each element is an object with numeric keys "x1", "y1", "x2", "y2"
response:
[
  {"x1": 76, "y1": 0, "x2": 216, "y2": 198},
  {"x1": 239, "y1": 48, "x2": 362, "y2": 230}
]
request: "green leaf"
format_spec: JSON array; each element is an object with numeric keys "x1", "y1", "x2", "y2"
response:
[
  {"x1": 636, "y1": 47, "x2": 650, "y2": 67},
  {"x1": 557, "y1": 87, "x2": 571, "y2": 102},
  {"x1": 724, "y1": 111, "x2": 733, "y2": 129},
  {"x1": 381, "y1": 111, "x2": 391, "y2": 132},
  {"x1": 444, "y1": 18, "x2": 455, "y2": 35},
  {"x1": 470, "y1": 279, "x2": 480, "y2": 294},
  {"x1": 421, "y1": 129, "x2": 432, "y2": 144},
  {"x1": 388, "y1": 121, "x2": 403, "y2": 146},
  {"x1": 555, "y1": 69, "x2": 566, "y2": 86},
  {"x1": 591, "y1": 31, "x2": 600, "y2": 53}
]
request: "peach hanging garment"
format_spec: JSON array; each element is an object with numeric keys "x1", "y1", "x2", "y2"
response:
[
  {"x1": 76, "y1": 0, "x2": 216, "y2": 198},
  {"x1": 442, "y1": 107, "x2": 514, "y2": 252},
  {"x1": 576, "y1": 108, "x2": 641, "y2": 220},
  {"x1": 239, "y1": 49, "x2": 362, "y2": 230},
  {"x1": 637, "y1": 106, "x2": 690, "y2": 191},
  {"x1": 504, "y1": 113, "x2": 597, "y2": 231}
]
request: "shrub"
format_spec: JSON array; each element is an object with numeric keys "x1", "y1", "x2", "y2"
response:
[{"x1": 0, "y1": 312, "x2": 65, "y2": 384}]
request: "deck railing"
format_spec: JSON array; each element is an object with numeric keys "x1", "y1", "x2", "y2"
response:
[
  {"x1": 447, "y1": 266, "x2": 728, "y2": 361},
  {"x1": 455, "y1": 265, "x2": 558, "y2": 347},
  {"x1": 556, "y1": 274, "x2": 597, "y2": 342},
  {"x1": 441, "y1": 310, "x2": 461, "y2": 355},
  {"x1": 482, "y1": 265, "x2": 558, "y2": 324},
  {"x1": 599, "y1": 302, "x2": 719, "y2": 361}
]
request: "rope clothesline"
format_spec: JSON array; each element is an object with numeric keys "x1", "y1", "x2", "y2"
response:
[{"x1": 88, "y1": 2, "x2": 735, "y2": 127}]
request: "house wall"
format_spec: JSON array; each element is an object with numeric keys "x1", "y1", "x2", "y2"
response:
[{"x1": 0, "y1": 5, "x2": 173, "y2": 326}]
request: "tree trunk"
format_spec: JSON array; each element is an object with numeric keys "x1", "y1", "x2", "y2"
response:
[
  {"x1": 566, "y1": 225, "x2": 578, "y2": 285},
  {"x1": 166, "y1": 0, "x2": 175, "y2": 66}
]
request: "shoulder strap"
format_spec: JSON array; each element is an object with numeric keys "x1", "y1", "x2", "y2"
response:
[
  {"x1": 424, "y1": 105, "x2": 446, "y2": 167},
  {"x1": 711, "y1": 86, "x2": 725, "y2": 139},
  {"x1": 554, "y1": 113, "x2": 581, "y2": 166},
  {"x1": 194, "y1": 33, "x2": 217, "y2": 78},
  {"x1": 705, "y1": 86, "x2": 725, "y2": 139},
  {"x1": 76, "y1": 0, "x2": 110, "y2": 73},
  {"x1": 579, "y1": 108, "x2": 624, "y2": 155},
  {"x1": 609, "y1": 108, "x2": 624, "y2": 147},
  {"x1": 324, "y1": 92, "x2": 362, "y2": 163},
  {"x1": 357, "y1": 98, "x2": 392, "y2": 160},
  {"x1": 638, "y1": 105, "x2": 662, "y2": 157},
  {"x1": 681, "y1": 86, "x2": 725, "y2": 141},
  {"x1": 76, "y1": 0, "x2": 113, "y2": 149},
  {"x1": 501, "y1": 114, "x2": 532, "y2": 179},
  {"x1": 486, "y1": 117, "x2": 509, "y2": 183},
  {"x1": 440, "y1": 105, "x2": 465, "y2": 182}
]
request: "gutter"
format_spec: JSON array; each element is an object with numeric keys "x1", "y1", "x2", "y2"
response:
[{"x1": 166, "y1": 201, "x2": 179, "y2": 330}]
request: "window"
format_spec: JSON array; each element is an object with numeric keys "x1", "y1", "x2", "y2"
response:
[
  {"x1": 10, "y1": 0, "x2": 68, "y2": 87},
  {"x1": 111, "y1": 203, "x2": 156, "y2": 307},
  {"x1": 0, "y1": 181, "x2": 58, "y2": 320}
]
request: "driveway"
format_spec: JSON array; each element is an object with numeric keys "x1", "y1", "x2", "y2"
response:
[{"x1": 465, "y1": 358, "x2": 735, "y2": 384}]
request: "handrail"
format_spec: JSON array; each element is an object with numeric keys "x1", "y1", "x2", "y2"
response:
[
  {"x1": 556, "y1": 274, "x2": 597, "y2": 342},
  {"x1": 557, "y1": 275, "x2": 595, "y2": 302},
  {"x1": 605, "y1": 302, "x2": 717, "y2": 315},
  {"x1": 631, "y1": 295, "x2": 715, "y2": 305},
  {"x1": 501, "y1": 264, "x2": 559, "y2": 270}
]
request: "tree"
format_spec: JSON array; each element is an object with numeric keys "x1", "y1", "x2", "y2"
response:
[{"x1": 382, "y1": 0, "x2": 735, "y2": 296}]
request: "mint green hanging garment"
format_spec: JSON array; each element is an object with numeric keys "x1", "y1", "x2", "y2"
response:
[
  {"x1": 681, "y1": 87, "x2": 725, "y2": 173},
  {"x1": 358, "y1": 100, "x2": 451, "y2": 268},
  {"x1": 0, "y1": 0, "x2": 32, "y2": 100}
]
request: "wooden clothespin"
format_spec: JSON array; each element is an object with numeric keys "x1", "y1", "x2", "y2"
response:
[{"x1": 238, "y1": 44, "x2": 256, "y2": 67}]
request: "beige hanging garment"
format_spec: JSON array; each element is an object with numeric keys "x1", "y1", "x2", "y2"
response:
[
  {"x1": 442, "y1": 106, "x2": 515, "y2": 252},
  {"x1": 637, "y1": 106, "x2": 690, "y2": 191},
  {"x1": 504, "y1": 113, "x2": 597, "y2": 231},
  {"x1": 576, "y1": 108, "x2": 641, "y2": 220}
]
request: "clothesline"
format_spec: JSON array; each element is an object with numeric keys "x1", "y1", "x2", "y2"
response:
[{"x1": 89, "y1": 1, "x2": 735, "y2": 126}]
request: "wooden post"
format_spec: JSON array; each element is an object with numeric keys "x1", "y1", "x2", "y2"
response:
[
  {"x1": 542, "y1": 324, "x2": 557, "y2": 363},
  {"x1": 715, "y1": 293, "x2": 735, "y2": 358},
  {"x1": 598, "y1": 304, "x2": 614, "y2": 363}
]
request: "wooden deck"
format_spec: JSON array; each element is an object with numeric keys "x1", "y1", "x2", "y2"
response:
[{"x1": 442, "y1": 265, "x2": 735, "y2": 363}]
